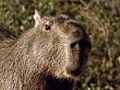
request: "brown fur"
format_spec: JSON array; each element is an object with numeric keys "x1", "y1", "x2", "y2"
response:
[{"x1": 0, "y1": 14, "x2": 91, "y2": 90}]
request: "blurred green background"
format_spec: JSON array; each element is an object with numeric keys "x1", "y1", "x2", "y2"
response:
[{"x1": 0, "y1": 0, "x2": 120, "y2": 90}]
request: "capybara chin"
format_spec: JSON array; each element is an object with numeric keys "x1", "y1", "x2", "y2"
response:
[{"x1": 0, "y1": 10, "x2": 91, "y2": 90}]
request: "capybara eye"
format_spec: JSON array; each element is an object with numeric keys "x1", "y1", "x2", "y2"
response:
[
  {"x1": 45, "y1": 24, "x2": 51, "y2": 30},
  {"x1": 45, "y1": 21, "x2": 53, "y2": 30}
]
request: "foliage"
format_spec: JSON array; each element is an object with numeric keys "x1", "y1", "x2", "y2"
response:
[{"x1": 0, "y1": 0, "x2": 120, "y2": 89}]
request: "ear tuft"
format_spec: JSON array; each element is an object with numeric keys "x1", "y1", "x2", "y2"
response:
[
  {"x1": 56, "y1": 14, "x2": 70, "y2": 24},
  {"x1": 33, "y1": 10, "x2": 43, "y2": 28},
  {"x1": 59, "y1": 14, "x2": 70, "y2": 20}
]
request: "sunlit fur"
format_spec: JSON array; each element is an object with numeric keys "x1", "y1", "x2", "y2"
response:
[{"x1": 0, "y1": 15, "x2": 91, "y2": 90}]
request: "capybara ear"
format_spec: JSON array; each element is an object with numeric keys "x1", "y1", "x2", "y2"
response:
[
  {"x1": 33, "y1": 10, "x2": 43, "y2": 28},
  {"x1": 59, "y1": 14, "x2": 70, "y2": 20},
  {"x1": 56, "y1": 14, "x2": 71, "y2": 24}
]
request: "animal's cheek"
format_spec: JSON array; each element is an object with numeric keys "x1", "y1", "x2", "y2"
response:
[
  {"x1": 46, "y1": 57, "x2": 66, "y2": 78},
  {"x1": 46, "y1": 48, "x2": 66, "y2": 66}
]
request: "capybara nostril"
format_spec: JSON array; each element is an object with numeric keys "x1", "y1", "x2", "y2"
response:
[
  {"x1": 70, "y1": 42, "x2": 77, "y2": 48},
  {"x1": 66, "y1": 67, "x2": 81, "y2": 77}
]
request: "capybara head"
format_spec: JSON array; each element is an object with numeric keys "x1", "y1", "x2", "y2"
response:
[{"x1": 26, "y1": 10, "x2": 91, "y2": 80}]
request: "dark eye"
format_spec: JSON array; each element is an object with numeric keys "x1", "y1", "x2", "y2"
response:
[
  {"x1": 45, "y1": 21, "x2": 53, "y2": 30},
  {"x1": 45, "y1": 25, "x2": 51, "y2": 30}
]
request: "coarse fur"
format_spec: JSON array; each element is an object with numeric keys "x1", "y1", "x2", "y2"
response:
[{"x1": 0, "y1": 11, "x2": 91, "y2": 90}]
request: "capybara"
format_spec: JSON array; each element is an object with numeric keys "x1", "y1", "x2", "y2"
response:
[{"x1": 0, "y1": 10, "x2": 91, "y2": 90}]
